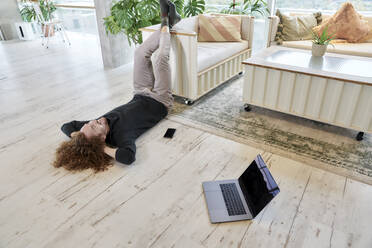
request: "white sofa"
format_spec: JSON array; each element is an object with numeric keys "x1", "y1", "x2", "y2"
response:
[
  {"x1": 140, "y1": 14, "x2": 254, "y2": 104},
  {"x1": 267, "y1": 13, "x2": 372, "y2": 57}
]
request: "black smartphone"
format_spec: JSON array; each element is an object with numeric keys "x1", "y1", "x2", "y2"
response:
[{"x1": 164, "y1": 128, "x2": 176, "y2": 138}]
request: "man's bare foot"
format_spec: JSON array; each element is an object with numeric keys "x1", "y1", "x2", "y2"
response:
[{"x1": 161, "y1": 26, "x2": 169, "y2": 33}]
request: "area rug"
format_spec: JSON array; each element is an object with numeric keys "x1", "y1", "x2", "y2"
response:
[{"x1": 169, "y1": 76, "x2": 372, "y2": 184}]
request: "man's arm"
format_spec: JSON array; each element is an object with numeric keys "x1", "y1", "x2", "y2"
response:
[
  {"x1": 104, "y1": 145, "x2": 136, "y2": 165},
  {"x1": 61, "y1": 120, "x2": 88, "y2": 137},
  {"x1": 104, "y1": 146, "x2": 117, "y2": 158}
]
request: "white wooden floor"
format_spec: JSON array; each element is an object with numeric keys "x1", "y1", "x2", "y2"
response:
[{"x1": 1, "y1": 33, "x2": 372, "y2": 248}]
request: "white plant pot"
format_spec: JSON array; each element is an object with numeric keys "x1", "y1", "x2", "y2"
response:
[{"x1": 312, "y1": 43, "x2": 327, "y2": 56}]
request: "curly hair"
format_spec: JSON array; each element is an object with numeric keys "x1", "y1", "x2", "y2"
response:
[{"x1": 54, "y1": 132, "x2": 113, "y2": 172}]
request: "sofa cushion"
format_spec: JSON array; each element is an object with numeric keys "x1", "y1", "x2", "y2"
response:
[
  {"x1": 321, "y1": 14, "x2": 372, "y2": 43},
  {"x1": 281, "y1": 40, "x2": 372, "y2": 57},
  {"x1": 290, "y1": 12, "x2": 322, "y2": 25},
  {"x1": 361, "y1": 27, "x2": 372, "y2": 42},
  {"x1": 275, "y1": 10, "x2": 318, "y2": 43},
  {"x1": 313, "y1": 3, "x2": 371, "y2": 43},
  {"x1": 198, "y1": 14, "x2": 242, "y2": 42},
  {"x1": 197, "y1": 40, "x2": 248, "y2": 72},
  {"x1": 210, "y1": 13, "x2": 253, "y2": 41}
]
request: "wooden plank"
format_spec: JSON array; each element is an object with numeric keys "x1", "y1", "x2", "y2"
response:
[
  {"x1": 350, "y1": 85, "x2": 372, "y2": 131},
  {"x1": 277, "y1": 71, "x2": 295, "y2": 112},
  {"x1": 242, "y1": 65, "x2": 254, "y2": 103},
  {"x1": 304, "y1": 76, "x2": 327, "y2": 119},
  {"x1": 282, "y1": 166, "x2": 345, "y2": 248},
  {"x1": 334, "y1": 83, "x2": 362, "y2": 127},
  {"x1": 210, "y1": 68, "x2": 216, "y2": 89},
  {"x1": 291, "y1": 74, "x2": 311, "y2": 115},
  {"x1": 264, "y1": 69, "x2": 281, "y2": 108},
  {"x1": 319, "y1": 79, "x2": 344, "y2": 123},
  {"x1": 205, "y1": 70, "x2": 210, "y2": 92},
  {"x1": 252, "y1": 67, "x2": 268, "y2": 105},
  {"x1": 330, "y1": 179, "x2": 372, "y2": 248}
]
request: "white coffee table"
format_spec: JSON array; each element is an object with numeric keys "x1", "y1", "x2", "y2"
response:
[{"x1": 242, "y1": 46, "x2": 372, "y2": 140}]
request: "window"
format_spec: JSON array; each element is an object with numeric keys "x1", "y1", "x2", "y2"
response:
[
  {"x1": 55, "y1": 8, "x2": 97, "y2": 35},
  {"x1": 53, "y1": 0, "x2": 97, "y2": 35},
  {"x1": 205, "y1": 0, "x2": 244, "y2": 12},
  {"x1": 54, "y1": 0, "x2": 94, "y2": 6},
  {"x1": 275, "y1": 0, "x2": 372, "y2": 14}
]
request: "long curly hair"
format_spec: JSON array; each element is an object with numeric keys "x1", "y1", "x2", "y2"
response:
[{"x1": 54, "y1": 132, "x2": 113, "y2": 172}]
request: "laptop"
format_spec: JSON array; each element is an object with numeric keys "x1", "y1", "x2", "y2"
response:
[{"x1": 202, "y1": 154, "x2": 280, "y2": 223}]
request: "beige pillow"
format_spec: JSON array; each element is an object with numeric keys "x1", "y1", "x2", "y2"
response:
[
  {"x1": 358, "y1": 24, "x2": 372, "y2": 43},
  {"x1": 313, "y1": 2, "x2": 371, "y2": 43},
  {"x1": 198, "y1": 14, "x2": 241, "y2": 42},
  {"x1": 275, "y1": 10, "x2": 318, "y2": 42}
]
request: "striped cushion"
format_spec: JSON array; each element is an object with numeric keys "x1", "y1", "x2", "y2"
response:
[{"x1": 198, "y1": 14, "x2": 242, "y2": 42}]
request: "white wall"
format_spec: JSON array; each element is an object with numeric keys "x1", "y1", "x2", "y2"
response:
[{"x1": 0, "y1": 0, "x2": 22, "y2": 40}]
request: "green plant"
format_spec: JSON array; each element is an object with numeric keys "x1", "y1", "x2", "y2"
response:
[
  {"x1": 221, "y1": 0, "x2": 269, "y2": 17},
  {"x1": 39, "y1": 0, "x2": 56, "y2": 21},
  {"x1": 20, "y1": 4, "x2": 36, "y2": 22},
  {"x1": 20, "y1": 0, "x2": 56, "y2": 22},
  {"x1": 184, "y1": 0, "x2": 205, "y2": 17},
  {"x1": 173, "y1": 0, "x2": 185, "y2": 17},
  {"x1": 104, "y1": 0, "x2": 206, "y2": 45},
  {"x1": 311, "y1": 26, "x2": 335, "y2": 45}
]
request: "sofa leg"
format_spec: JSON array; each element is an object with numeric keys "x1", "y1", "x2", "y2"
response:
[
  {"x1": 244, "y1": 103, "x2": 251, "y2": 112},
  {"x1": 356, "y1": 132, "x2": 364, "y2": 141}
]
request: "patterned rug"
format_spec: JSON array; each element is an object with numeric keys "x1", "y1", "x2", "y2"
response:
[{"x1": 169, "y1": 76, "x2": 372, "y2": 184}]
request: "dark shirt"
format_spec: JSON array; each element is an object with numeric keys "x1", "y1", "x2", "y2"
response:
[{"x1": 61, "y1": 94, "x2": 168, "y2": 164}]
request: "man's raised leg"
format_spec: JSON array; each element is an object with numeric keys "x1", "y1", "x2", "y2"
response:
[
  {"x1": 133, "y1": 30, "x2": 161, "y2": 92},
  {"x1": 151, "y1": 26, "x2": 173, "y2": 108}
]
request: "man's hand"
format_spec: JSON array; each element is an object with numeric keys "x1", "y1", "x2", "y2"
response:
[{"x1": 104, "y1": 146, "x2": 117, "y2": 159}]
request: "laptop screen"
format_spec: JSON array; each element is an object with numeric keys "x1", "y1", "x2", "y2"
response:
[{"x1": 238, "y1": 155, "x2": 280, "y2": 217}]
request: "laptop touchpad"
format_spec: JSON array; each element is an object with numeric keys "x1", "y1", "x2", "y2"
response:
[{"x1": 205, "y1": 191, "x2": 227, "y2": 210}]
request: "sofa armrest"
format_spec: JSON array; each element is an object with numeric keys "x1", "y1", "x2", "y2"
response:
[
  {"x1": 242, "y1": 16, "x2": 255, "y2": 49},
  {"x1": 267, "y1": 16, "x2": 280, "y2": 47},
  {"x1": 140, "y1": 25, "x2": 198, "y2": 99},
  {"x1": 139, "y1": 25, "x2": 197, "y2": 37}
]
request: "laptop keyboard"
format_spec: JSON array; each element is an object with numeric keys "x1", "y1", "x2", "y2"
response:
[{"x1": 220, "y1": 183, "x2": 247, "y2": 216}]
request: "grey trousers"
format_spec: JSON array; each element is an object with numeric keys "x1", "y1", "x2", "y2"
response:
[{"x1": 133, "y1": 30, "x2": 173, "y2": 108}]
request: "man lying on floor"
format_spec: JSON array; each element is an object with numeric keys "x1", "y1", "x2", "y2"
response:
[{"x1": 54, "y1": 0, "x2": 181, "y2": 172}]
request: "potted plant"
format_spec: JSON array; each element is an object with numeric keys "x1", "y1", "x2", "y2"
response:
[
  {"x1": 311, "y1": 26, "x2": 334, "y2": 56},
  {"x1": 19, "y1": 0, "x2": 57, "y2": 37},
  {"x1": 104, "y1": 0, "x2": 206, "y2": 45}
]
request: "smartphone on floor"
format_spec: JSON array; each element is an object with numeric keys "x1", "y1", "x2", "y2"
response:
[{"x1": 164, "y1": 128, "x2": 176, "y2": 138}]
